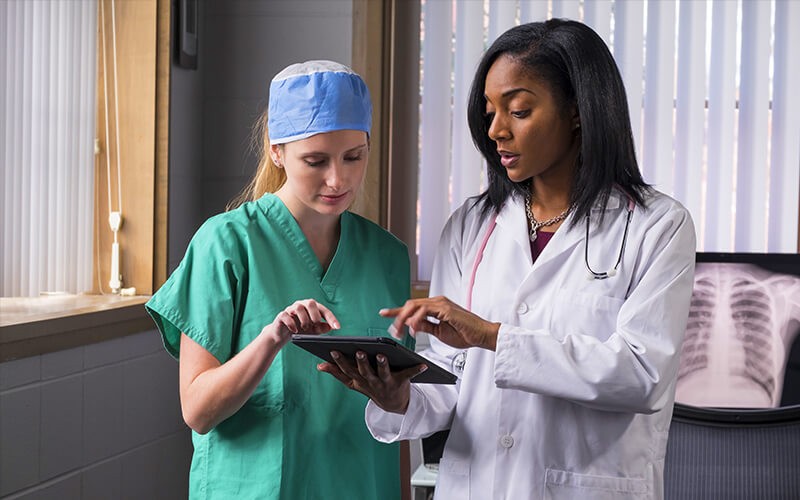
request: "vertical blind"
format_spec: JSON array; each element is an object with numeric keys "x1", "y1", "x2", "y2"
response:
[
  {"x1": 1, "y1": 0, "x2": 96, "y2": 296},
  {"x1": 417, "y1": 0, "x2": 800, "y2": 280}
]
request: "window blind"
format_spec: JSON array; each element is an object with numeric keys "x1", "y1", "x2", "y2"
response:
[
  {"x1": 418, "y1": 0, "x2": 453, "y2": 280},
  {"x1": 417, "y1": 0, "x2": 800, "y2": 280},
  {"x1": 769, "y1": 0, "x2": 800, "y2": 252},
  {"x1": 1, "y1": 0, "x2": 96, "y2": 296}
]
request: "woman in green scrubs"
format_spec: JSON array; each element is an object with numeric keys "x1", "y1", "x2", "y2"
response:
[{"x1": 145, "y1": 61, "x2": 415, "y2": 499}]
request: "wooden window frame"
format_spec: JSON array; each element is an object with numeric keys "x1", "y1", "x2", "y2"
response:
[
  {"x1": 94, "y1": 0, "x2": 169, "y2": 296},
  {"x1": 1, "y1": 0, "x2": 170, "y2": 362}
]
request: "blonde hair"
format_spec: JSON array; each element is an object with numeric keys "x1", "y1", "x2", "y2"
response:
[{"x1": 226, "y1": 112, "x2": 287, "y2": 211}]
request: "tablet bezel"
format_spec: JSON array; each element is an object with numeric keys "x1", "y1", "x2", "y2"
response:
[{"x1": 291, "y1": 334, "x2": 458, "y2": 384}]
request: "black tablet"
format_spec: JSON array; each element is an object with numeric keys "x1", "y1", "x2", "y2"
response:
[{"x1": 291, "y1": 334, "x2": 458, "y2": 384}]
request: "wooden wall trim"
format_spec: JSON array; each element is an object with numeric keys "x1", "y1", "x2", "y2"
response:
[
  {"x1": 154, "y1": 0, "x2": 170, "y2": 289},
  {"x1": 351, "y1": 0, "x2": 389, "y2": 225},
  {"x1": 385, "y1": 1, "x2": 421, "y2": 277},
  {"x1": 352, "y1": 0, "x2": 421, "y2": 276}
]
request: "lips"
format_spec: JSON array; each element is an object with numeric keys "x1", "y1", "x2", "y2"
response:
[
  {"x1": 498, "y1": 151, "x2": 519, "y2": 168},
  {"x1": 319, "y1": 192, "x2": 348, "y2": 203}
]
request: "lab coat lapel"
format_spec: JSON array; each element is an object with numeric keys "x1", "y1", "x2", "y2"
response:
[
  {"x1": 529, "y1": 211, "x2": 585, "y2": 271},
  {"x1": 493, "y1": 195, "x2": 587, "y2": 270},
  {"x1": 494, "y1": 196, "x2": 533, "y2": 266}
]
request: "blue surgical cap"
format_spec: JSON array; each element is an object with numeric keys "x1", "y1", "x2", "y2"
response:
[{"x1": 267, "y1": 60, "x2": 372, "y2": 145}]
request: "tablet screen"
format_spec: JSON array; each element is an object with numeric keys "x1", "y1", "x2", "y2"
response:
[{"x1": 291, "y1": 334, "x2": 457, "y2": 384}]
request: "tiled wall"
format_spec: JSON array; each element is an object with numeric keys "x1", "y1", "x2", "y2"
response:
[{"x1": 0, "y1": 330, "x2": 191, "y2": 499}]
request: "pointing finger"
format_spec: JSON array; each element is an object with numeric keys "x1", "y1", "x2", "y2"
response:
[{"x1": 315, "y1": 302, "x2": 340, "y2": 330}]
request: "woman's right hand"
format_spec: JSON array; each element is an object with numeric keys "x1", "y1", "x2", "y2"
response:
[
  {"x1": 180, "y1": 298, "x2": 339, "y2": 434},
  {"x1": 263, "y1": 299, "x2": 340, "y2": 347}
]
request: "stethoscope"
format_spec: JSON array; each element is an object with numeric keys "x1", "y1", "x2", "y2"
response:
[
  {"x1": 452, "y1": 193, "x2": 635, "y2": 376},
  {"x1": 584, "y1": 195, "x2": 635, "y2": 280}
]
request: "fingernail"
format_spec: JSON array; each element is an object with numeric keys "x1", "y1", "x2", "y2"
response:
[
  {"x1": 356, "y1": 351, "x2": 365, "y2": 360},
  {"x1": 387, "y1": 324, "x2": 399, "y2": 338},
  {"x1": 331, "y1": 351, "x2": 340, "y2": 359},
  {"x1": 419, "y1": 365, "x2": 428, "y2": 373},
  {"x1": 332, "y1": 321, "x2": 340, "y2": 329},
  {"x1": 377, "y1": 355, "x2": 386, "y2": 364},
  {"x1": 379, "y1": 308, "x2": 389, "y2": 315}
]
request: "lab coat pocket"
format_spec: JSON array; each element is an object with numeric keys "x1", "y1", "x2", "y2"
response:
[
  {"x1": 552, "y1": 290, "x2": 624, "y2": 340},
  {"x1": 436, "y1": 457, "x2": 470, "y2": 498},
  {"x1": 544, "y1": 468, "x2": 650, "y2": 500}
]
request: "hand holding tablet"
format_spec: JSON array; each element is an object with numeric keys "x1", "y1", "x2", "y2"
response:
[{"x1": 291, "y1": 334, "x2": 457, "y2": 384}]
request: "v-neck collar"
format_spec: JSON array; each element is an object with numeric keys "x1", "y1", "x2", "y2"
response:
[{"x1": 257, "y1": 194, "x2": 347, "y2": 302}]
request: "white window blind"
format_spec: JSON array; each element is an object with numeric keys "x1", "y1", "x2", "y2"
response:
[
  {"x1": 1, "y1": 0, "x2": 97, "y2": 296},
  {"x1": 417, "y1": 0, "x2": 800, "y2": 280}
]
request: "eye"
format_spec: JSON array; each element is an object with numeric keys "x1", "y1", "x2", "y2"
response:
[
  {"x1": 304, "y1": 158, "x2": 327, "y2": 167},
  {"x1": 511, "y1": 109, "x2": 530, "y2": 118},
  {"x1": 483, "y1": 102, "x2": 495, "y2": 121},
  {"x1": 344, "y1": 155, "x2": 363, "y2": 163}
]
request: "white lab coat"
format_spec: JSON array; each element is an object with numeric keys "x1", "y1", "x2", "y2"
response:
[{"x1": 366, "y1": 189, "x2": 696, "y2": 500}]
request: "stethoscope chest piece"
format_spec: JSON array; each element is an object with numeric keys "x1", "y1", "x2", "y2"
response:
[
  {"x1": 587, "y1": 268, "x2": 618, "y2": 280},
  {"x1": 452, "y1": 351, "x2": 467, "y2": 375}
]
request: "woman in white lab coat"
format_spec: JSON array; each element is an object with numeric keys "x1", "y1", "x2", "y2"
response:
[{"x1": 321, "y1": 19, "x2": 696, "y2": 499}]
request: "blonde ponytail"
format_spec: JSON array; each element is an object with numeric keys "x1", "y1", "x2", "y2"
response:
[{"x1": 226, "y1": 112, "x2": 287, "y2": 211}]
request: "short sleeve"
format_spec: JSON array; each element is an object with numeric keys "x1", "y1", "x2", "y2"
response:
[{"x1": 145, "y1": 217, "x2": 246, "y2": 362}]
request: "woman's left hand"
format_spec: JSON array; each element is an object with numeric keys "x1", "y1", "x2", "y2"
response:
[
  {"x1": 318, "y1": 352, "x2": 423, "y2": 414},
  {"x1": 380, "y1": 296, "x2": 500, "y2": 351}
]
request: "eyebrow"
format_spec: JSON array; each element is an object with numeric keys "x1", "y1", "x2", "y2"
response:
[
  {"x1": 485, "y1": 87, "x2": 536, "y2": 102},
  {"x1": 344, "y1": 144, "x2": 369, "y2": 154},
  {"x1": 302, "y1": 143, "x2": 368, "y2": 156}
]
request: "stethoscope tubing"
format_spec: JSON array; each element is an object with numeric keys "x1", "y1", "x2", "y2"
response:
[{"x1": 584, "y1": 196, "x2": 635, "y2": 280}]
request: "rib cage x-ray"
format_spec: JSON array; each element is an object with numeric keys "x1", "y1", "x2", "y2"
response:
[{"x1": 676, "y1": 263, "x2": 800, "y2": 408}]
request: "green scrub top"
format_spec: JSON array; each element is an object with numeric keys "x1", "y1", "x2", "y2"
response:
[{"x1": 145, "y1": 194, "x2": 413, "y2": 500}]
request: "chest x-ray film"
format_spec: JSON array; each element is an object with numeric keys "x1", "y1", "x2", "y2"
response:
[{"x1": 676, "y1": 254, "x2": 800, "y2": 409}]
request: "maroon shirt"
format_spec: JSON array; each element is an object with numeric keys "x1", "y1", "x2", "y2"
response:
[{"x1": 530, "y1": 230, "x2": 555, "y2": 263}]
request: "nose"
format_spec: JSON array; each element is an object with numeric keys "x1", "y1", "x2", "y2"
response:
[
  {"x1": 487, "y1": 113, "x2": 510, "y2": 142},
  {"x1": 325, "y1": 161, "x2": 346, "y2": 191}
]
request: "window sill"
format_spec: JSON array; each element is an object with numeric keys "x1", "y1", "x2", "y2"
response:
[{"x1": 0, "y1": 294, "x2": 153, "y2": 362}]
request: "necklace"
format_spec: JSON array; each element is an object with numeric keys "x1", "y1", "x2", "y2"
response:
[{"x1": 525, "y1": 193, "x2": 571, "y2": 241}]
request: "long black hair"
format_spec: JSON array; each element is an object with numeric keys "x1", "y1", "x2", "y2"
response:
[{"x1": 467, "y1": 19, "x2": 650, "y2": 224}]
